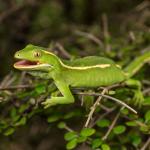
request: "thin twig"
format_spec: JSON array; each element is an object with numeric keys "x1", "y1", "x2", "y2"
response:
[
  {"x1": 123, "y1": 115, "x2": 147, "y2": 129},
  {"x1": 18, "y1": 71, "x2": 27, "y2": 85},
  {"x1": 55, "y1": 42, "x2": 71, "y2": 59},
  {"x1": 64, "y1": 125, "x2": 74, "y2": 132},
  {"x1": 89, "y1": 106, "x2": 117, "y2": 128},
  {"x1": 143, "y1": 87, "x2": 150, "y2": 95},
  {"x1": 0, "y1": 4, "x2": 25, "y2": 23},
  {"x1": 77, "y1": 92, "x2": 137, "y2": 114},
  {"x1": 84, "y1": 88, "x2": 107, "y2": 127},
  {"x1": 75, "y1": 30, "x2": 104, "y2": 48},
  {"x1": 97, "y1": 83, "x2": 124, "y2": 91},
  {"x1": 0, "y1": 1, "x2": 37, "y2": 24},
  {"x1": 102, "y1": 13, "x2": 111, "y2": 52},
  {"x1": 99, "y1": 104, "x2": 113, "y2": 112},
  {"x1": 102, "y1": 108, "x2": 122, "y2": 140},
  {"x1": 0, "y1": 72, "x2": 13, "y2": 87},
  {"x1": 142, "y1": 80, "x2": 150, "y2": 85},
  {"x1": 129, "y1": 31, "x2": 136, "y2": 42},
  {"x1": 135, "y1": 0, "x2": 150, "y2": 11},
  {"x1": 0, "y1": 85, "x2": 34, "y2": 90},
  {"x1": 140, "y1": 136, "x2": 150, "y2": 150}
]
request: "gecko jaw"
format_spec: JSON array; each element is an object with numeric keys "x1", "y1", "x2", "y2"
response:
[{"x1": 14, "y1": 60, "x2": 51, "y2": 70}]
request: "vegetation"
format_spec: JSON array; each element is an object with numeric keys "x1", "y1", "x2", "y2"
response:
[{"x1": 0, "y1": 0, "x2": 150, "y2": 149}]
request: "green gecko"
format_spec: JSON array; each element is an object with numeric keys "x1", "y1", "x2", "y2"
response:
[{"x1": 14, "y1": 44, "x2": 150, "y2": 108}]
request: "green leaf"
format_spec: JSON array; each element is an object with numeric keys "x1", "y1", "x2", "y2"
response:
[
  {"x1": 64, "y1": 132, "x2": 78, "y2": 141},
  {"x1": 10, "y1": 108, "x2": 17, "y2": 118},
  {"x1": 140, "y1": 126, "x2": 149, "y2": 132},
  {"x1": 143, "y1": 97, "x2": 150, "y2": 106},
  {"x1": 66, "y1": 138, "x2": 78, "y2": 150},
  {"x1": 77, "y1": 136, "x2": 87, "y2": 143},
  {"x1": 126, "y1": 121, "x2": 137, "y2": 127},
  {"x1": 83, "y1": 95, "x2": 94, "y2": 111},
  {"x1": 113, "y1": 125, "x2": 126, "y2": 135},
  {"x1": 35, "y1": 84, "x2": 46, "y2": 94},
  {"x1": 96, "y1": 119, "x2": 110, "y2": 128},
  {"x1": 57, "y1": 122, "x2": 66, "y2": 129},
  {"x1": 80, "y1": 128, "x2": 95, "y2": 137},
  {"x1": 63, "y1": 109, "x2": 82, "y2": 119},
  {"x1": 132, "y1": 136, "x2": 142, "y2": 147},
  {"x1": 15, "y1": 117, "x2": 27, "y2": 126},
  {"x1": 0, "y1": 121, "x2": 8, "y2": 129},
  {"x1": 4, "y1": 128, "x2": 15, "y2": 136},
  {"x1": 145, "y1": 110, "x2": 150, "y2": 122},
  {"x1": 120, "y1": 108, "x2": 129, "y2": 115},
  {"x1": 108, "y1": 90, "x2": 116, "y2": 95},
  {"x1": 12, "y1": 115, "x2": 20, "y2": 123},
  {"x1": 47, "y1": 114, "x2": 61, "y2": 123},
  {"x1": 18, "y1": 104, "x2": 29, "y2": 113},
  {"x1": 92, "y1": 139, "x2": 102, "y2": 149},
  {"x1": 101, "y1": 144, "x2": 110, "y2": 150},
  {"x1": 63, "y1": 112, "x2": 75, "y2": 119}
]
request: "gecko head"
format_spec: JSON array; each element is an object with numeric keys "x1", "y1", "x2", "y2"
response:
[{"x1": 14, "y1": 44, "x2": 58, "y2": 71}]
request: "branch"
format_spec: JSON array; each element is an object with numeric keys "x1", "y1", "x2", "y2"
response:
[
  {"x1": 76, "y1": 92, "x2": 137, "y2": 114},
  {"x1": 55, "y1": 42, "x2": 72, "y2": 59},
  {"x1": 0, "y1": 1, "x2": 37, "y2": 24},
  {"x1": 75, "y1": 30, "x2": 104, "y2": 48},
  {"x1": 140, "y1": 136, "x2": 150, "y2": 150},
  {"x1": 0, "y1": 4, "x2": 25, "y2": 23},
  {"x1": 84, "y1": 88, "x2": 107, "y2": 127},
  {"x1": 0, "y1": 85, "x2": 34, "y2": 90},
  {"x1": 89, "y1": 106, "x2": 117, "y2": 128},
  {"x1": 102, "y1": 108, "x2": 122, "y2": 140},
  {"x1": 101, "y1": 13, "x2": 111, "y2": 52}
]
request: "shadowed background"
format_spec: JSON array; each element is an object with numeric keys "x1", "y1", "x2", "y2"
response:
[{"x1": 0, "y1": 0, "x2": 150, "y2": 150}]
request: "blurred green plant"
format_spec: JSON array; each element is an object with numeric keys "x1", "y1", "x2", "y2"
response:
[
  {"x1": 0, "y1": 0, "x2": 150, "y2": 149},
  {"x1": 0, "y1": 31, "x2": 150, "y2": 149}
]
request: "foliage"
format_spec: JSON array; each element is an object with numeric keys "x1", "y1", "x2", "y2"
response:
[{"x1": 0, "y1": 0, "x2": 150, "y2": 149}]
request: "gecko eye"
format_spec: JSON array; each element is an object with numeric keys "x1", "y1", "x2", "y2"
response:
[{"x1": 33, "y1": 51, "x2": 41, "y2": 57}]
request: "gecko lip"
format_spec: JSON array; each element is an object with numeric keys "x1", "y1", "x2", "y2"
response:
[
  {"x1": 14, "y1": 60, "x2": 40, "y2": 67},
  {"x1": 14, "y1": 60, "x2": 52, "y2": 70},
  {"x1": 14, "y1": 59, "x2": 42, "y2": 69}
]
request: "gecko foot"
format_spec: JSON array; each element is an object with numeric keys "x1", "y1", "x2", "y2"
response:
[
  {"x1": 132, "y1": 89, "x2": 144, "y2": 107},
  {"x1": 41, "y1": 98, "x2": 57, "y2": 109}
]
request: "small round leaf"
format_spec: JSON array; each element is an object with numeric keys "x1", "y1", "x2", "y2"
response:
[
  {"x1": 80, "y1": 128, "x2": 95, "y2": 137},
  {"x1": 4, "y1": 128, "x2": 15, "y2": 136},
  {"x1": 92, "y1": 139, "x2": 102, "y2": 149},
  {"x1": 66, "y1": 138, "x2": 78, "y2": 150},
  {"x1": 15, "y1": 117, "x2": 27, "y2": 126},
  {"x1": 132, "y1": 136, "x2": 142, "y2": 147},
  {"x1": 126, "y1": 121, "x2": 137, "y2": 127},
  {"x1": 64, "y1": 132, "x2": 78, "y2": 141},
  {"x1": 57, "y1": 122, "x2": 66, "y2": 129},
  {"x1": 113, "y1": 125, "x2": 126, "y2": 135},
  {"x1": 96, "y1": 119, "x2": 110, "y2": 128},
  {"x1": 145, "y1": 110, "x2": 150, "y2": 122},
  {"x1": 101, "y1": 144, "x2": 110, "y2": 150},
  {"x1": 77, "y1": 136, "x2": 87, "y2": 143},
  {"x1": 47, "y1": 114, "x2": 61, "y2": 123}
]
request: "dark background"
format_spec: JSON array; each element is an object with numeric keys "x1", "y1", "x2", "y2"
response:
[
  {"x1": 0, "y1": 0, "x2": 149, "y2": 78},
  {"x1": 0, "y1": 1, "x2": 150, "y2": 150}
]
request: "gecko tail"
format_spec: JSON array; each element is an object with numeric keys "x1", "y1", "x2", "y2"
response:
[{"x1": 124, "y1": 50, "x2": 150, "y2": 78}]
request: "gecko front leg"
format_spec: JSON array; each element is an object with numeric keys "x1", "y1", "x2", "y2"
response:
[{"x1": 42, "y1": 80, "x2": 75, "y2": 108}]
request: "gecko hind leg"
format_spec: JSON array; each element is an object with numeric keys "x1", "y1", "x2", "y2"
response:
[{"x1": 125, "y1": 79, "x2": 144, "y2": 107}]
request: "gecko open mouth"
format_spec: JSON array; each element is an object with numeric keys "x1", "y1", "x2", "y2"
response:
[
  {"x1": 14, "y1": 60, "x2": 40, "y2": 67},
  {"x1": 14, "y1": 59, "x2": 51, "y2": 70}
]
